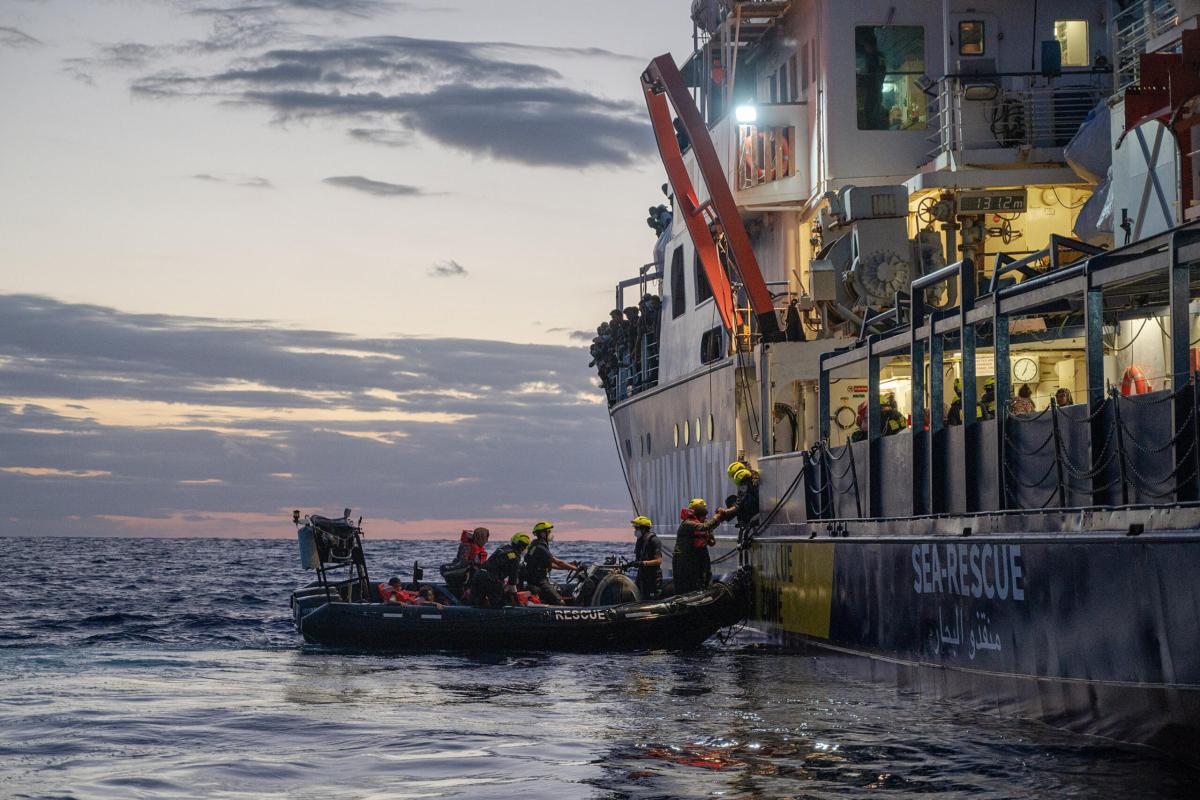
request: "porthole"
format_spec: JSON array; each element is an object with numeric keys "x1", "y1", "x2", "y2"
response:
[
  {"x1": 625, "y1": 438, "x2": 632, "y2": 459},
  {"x1": 708, "y1": 414, "x2": 714, "y2": 440},
  {"x1": 646, "y1": 432, "x2": 652, "y2": 455},
  {"x1": 694, "y1": 417, "x2": 701, "y2": 443},
  {"x1": 683, "y1": 420, "x2": 690, "y2": 445},
  {"x1": 639, "y1": 436, "x2": 644, "y2": 457},
  {"x1": 674, "y1": 424, "x2": 679, "y2": 447}
]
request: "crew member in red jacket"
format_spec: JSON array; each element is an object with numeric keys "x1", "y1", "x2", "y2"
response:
[{"x1": 671, "y1": 499, "x2": 725, "y2": 594}]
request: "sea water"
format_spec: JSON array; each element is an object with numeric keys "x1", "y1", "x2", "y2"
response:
[{"x1": 0, "y1": 537, "x2": 1192, "y2": 799}]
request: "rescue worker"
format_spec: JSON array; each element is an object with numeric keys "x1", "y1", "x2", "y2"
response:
[
  {"x1": 947, "y1": 378, "x2": 964, "y2": 426},
  {"x1": 469, "y1": 532, "x2": 530, "y2": 608},
  {"x1": 440, "y1": 526, "x2": 489, "y2": 595},
  {"x1": 672, "y1": 499, "x2": 725, "y2": 594},
  {"x1": 521, "y1": 521, "x2": 576, "y2": 605},
  {"x1": 979, "y1": 379, "x2": 996, "y2": 420},
  {"x1": 625, "y1": 516, "x2": 662, "y2": 600},
  {"x1": 881, "y1": 393, "x2": 907, "y2": 435},
  {"x1": 721, "y1": 467, "x2": 761, "y2": 533}
]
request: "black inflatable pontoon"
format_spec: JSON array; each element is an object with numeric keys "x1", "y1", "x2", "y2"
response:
[{"x1": 292, "y1": 571, "x2": 749, "y2": 652}]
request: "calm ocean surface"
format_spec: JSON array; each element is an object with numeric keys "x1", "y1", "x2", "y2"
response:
[{"x1": 0, "y1": 536, "x2": 1193, "y2": 799}]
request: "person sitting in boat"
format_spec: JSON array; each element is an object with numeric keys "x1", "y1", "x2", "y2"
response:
[
  {"x1": 440, "y1": 526, "x2": 490, "y2": 595},
  {"x1": 521, "y1": 521, "x2": 576, "y2": 606},
  {"x1": 469, "y1": 532, "x2": 531, "y2": 608},
  {"x1": 379, "y1": 576, "x2": 418, "y2": 604},
  {"x1": 625, "y1": 516, "x2": 662, "y2": 600},
  {"x1": 672, "y1": 499, "x2": 725, "y2": 594}
]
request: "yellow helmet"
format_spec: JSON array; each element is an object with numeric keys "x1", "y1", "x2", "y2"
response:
[
  {"x1": 733, "y1": 468, "x2": 753, "y2": 485},
  {"x1": 726, "y1": 461, "x2": 746, "y2": 479},
  {"x1": 531, "y1": 521, "x2": 554, "y2": 535},
  {"x1": 688, "y1": 498, "x2": 707, "y2": 511},
  {"x1": 511, "y1": 532, "x2": 531, "y2": 549},
  {"x1": 631, "y1": 515, "x2": 653, "y2": 528}
]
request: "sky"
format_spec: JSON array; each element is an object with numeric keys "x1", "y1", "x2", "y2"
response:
[{"x1": 0, "y1": 0, "x2": 694, "y2": 540}]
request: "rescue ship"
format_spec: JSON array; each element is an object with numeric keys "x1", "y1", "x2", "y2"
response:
[{"x1": 597, "y1": 0, "x2": 1200, "y2": 758}]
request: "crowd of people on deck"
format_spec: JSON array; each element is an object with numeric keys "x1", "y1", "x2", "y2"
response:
[
  {"x1": 377, "y1": 460, "x2": 761, "y2": 610},
  {"x1": 846, "y1": 382, "x2": 1080, "y2": 441},
  {"x1": 588, "y1": 294, "x2": 662, "y2": 403}
]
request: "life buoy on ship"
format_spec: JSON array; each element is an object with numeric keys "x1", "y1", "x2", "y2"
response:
[{"x1": 1121, "y1": 365, "x2": 1150, "y2": 396}]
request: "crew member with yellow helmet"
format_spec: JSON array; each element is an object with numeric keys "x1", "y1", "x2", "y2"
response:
[
  {"x1": 672, "y1": 498, "x2": 725, "y2": 594},
  {"x1": 626, "y1": 515, "x2": 662, "y2": 600},
  {"x1": 469, "y1": 532, "x2": 530, "y2": 608},
  {"x1": 521, "y1": 521, "x2": 576, "y2": 605}
]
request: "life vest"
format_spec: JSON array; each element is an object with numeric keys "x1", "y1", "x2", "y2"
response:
[
  {"x1": 458, "y1": 530, "x2": 487, "y2": 565},
  {"x1": 678, "y1": 509, "x2": 714, "y2": 548},
  {"x1": 515, "y1": 590, "x2": 544, "y2": 606},
  {"x1": 1121, "y1": 365, "x2": 1149, "y2": 396},
  {"x1": 379, "y1": 584, "x2": 418, "y2": 604}
]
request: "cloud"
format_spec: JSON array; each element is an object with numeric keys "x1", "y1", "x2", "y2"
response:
[
  {"x1": 546, "y1": 327, "x2": 594, "y2": 342},
  {"x1": 322, "y1": 175, "x2": 422, "y2": 196},
  {"x1": 0, "y1": 295, "x2": 626, "y2": 538},
  {"x1": 0, "y1": 25, "x2": 41, "y2": 48},
  {"x1": 128, "y1": 34, "x2": 653, "y2": 168},
  {"x1": 428, "y1": 260, "x2": 467, "y2": 278},
  {"x1": 192, "y1": 172, "x2": 274, "y2": 189}
]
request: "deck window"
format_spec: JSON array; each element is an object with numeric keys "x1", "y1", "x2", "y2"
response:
[
  {"x1": 1054, "y1": 20, "x2": 1089, "y2": 67},
  {"x1": 855, "y1": 25, "x2": 926, "y2": 131},
  {"x1": 700, "y1": 326, "x2": 724, "y2": 364},
  {"x1": 958, "y1": 21, "x2": 985, "y2": 56},
  {"x1": 670, "y1": 245, "x2": 686, "y2": 318},
  {"x1": 694, "y1": 251, "x2": 713, "y2": 306}
]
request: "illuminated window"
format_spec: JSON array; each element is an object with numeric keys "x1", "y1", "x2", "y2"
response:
[
  {"x1": 958, "y1": 21, "x2": 984, "y2": 56},
  {"x1": 1054, "y1": 20, "x2": 1089, "y2": 67},
  {"x1": 694, "y1": 417, "x2": 701, "y2": 442},
  {"x1": 674, "y1": 423, "x2": 679, "y2": 447},
  {"x1": 855, "y1": 25, "x2": 926, "y2": 131},
  {"x1": 708, "y1": 414, "x2": 715, "y2": 440},
  {"x1": 683, "y1": 420, "x2": 690, "y2": 446}
]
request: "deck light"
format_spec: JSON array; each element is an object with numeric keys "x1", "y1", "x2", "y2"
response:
[{"x1": 735, "y1": 104, "x2": 757, "y2": 123}]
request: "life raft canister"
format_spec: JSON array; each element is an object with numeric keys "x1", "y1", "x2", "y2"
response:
[{"x1": 1121, "y1": 365, "x2": 1150, "y2": 396}]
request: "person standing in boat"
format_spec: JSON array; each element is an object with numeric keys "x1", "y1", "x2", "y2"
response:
[
  {"x1": 672, "y1": 499, "x2": 725, "y2": 594},
  {"x1": 469, "y1": 532, "x2": 530, "y2": 608},
  {"x1": 521, "y1": 521, "x2": 576, "y2": 605},
  {"x1": 626, "y1": 516, "x2": 662, "y2": 600},
  {"x1": 440, "y1": 526, "x2": 489, "y2": 595}
]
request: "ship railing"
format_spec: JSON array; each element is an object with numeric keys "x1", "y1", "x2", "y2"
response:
[
  {"x1": 1114, "y1": 0, "x2": 1179, "y2": 92},
  {"x1": 807, "y1": 220, "x2": 1200, "y2": 522},
  {"x1": 924, "y1": 71, "x2": 1108, "y2": 165}
]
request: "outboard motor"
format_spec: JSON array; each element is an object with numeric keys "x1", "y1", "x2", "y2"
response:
[{"x1": 591, "y1": 572, "x2": 640, "y2": 606}]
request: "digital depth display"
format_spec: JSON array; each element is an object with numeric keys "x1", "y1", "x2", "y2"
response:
[{"x1": 957, "y1": 192, "x2": 1027, "y2": 213}]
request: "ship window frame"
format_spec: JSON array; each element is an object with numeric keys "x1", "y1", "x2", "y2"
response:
[
  {"x1": 625, "y1": 438, "x2": 632, "y2": 459},
  {"x1": 694, "y1": 251, "x2": 714, "y2": 306},
  {"x1": 700, "y1": 326, "x2": 724, "y2": 364},
  {"x1": 694, "y1": 417, "x2": 701, "y2": 443},
  {"x1": 854, "y1": 24, "x2": 927, "y2": 131},
  {"x1": 1053, "y1": 19, "x2": 1089, "y2": 67},
  {"x1": 958, "y1": 20, "x2": 985, "y2": 57},
  {"x1": 670, "y1": 245, "x2": 686, "y2": 319},
  {"x1": 683, "y1": 419, "x2": 690, "y2": 446},
  {"x1": 646, "y1": 432, "x2": 652, "y2": 455},
  {"x1": 708, "y1": 414, "x2": 715, "y2": 441},
  {"x1": 674, "y1": 423, "x2": 679, "y2": 447}
]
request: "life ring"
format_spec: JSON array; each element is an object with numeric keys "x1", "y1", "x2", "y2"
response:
[{"x1": 1121, "y1": 365, "x2": 1149, "y2": 396}]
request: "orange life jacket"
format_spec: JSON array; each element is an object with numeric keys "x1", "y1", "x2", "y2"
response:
[{"x1": 379, "y1": 584, "x2": 418, "y2": 604}]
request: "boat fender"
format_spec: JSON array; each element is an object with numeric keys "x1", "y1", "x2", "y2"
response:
[
  {"x1": 592, "y1": 573, "x2": 641, "y2": 607},
  {"x1": 1121, "y1": 365, "x2": 1149, "y2": 396}
]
